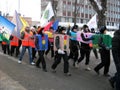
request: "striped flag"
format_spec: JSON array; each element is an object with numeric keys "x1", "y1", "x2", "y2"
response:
[
  {"x1": 20, "y1": 16, "x2": 29, "y2": 32},
  {"x1": 44, "y1": 21, "x2": 53, "y2": 31}
]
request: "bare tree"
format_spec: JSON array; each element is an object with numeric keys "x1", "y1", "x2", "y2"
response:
[{"x1": 89, "y1": 0, "x2": 107, "y2": 28}]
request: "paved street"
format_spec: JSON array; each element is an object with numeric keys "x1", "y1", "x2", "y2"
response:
[{"x1": 0, "y1": 49, "x2": 116, "y2": 90}]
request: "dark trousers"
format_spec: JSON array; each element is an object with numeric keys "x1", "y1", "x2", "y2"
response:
[
  {"x1": 36, "y1": 51, "x2": 46, "y2": 69},
  {"x1": 111, "y1": 49, "x2": 120, "y2": 90},
  {"x1": 45, "y1": 41, "x2": 54, "y2": 58},
  {"x1": 92, "y1": 48, "x2": 98, "y2": 59},
  {"x1": 32, "y1": 48, "x2": 36, "y2": 60},
  {"x1": 2, "y1": 44, "x2": 10, "y2": 55},
  {"x1": 94, "y1": 49, "x2": 110, "y2": 75},
  {"x1": 78, "y1": 48, "x2": 91, "y2": 65},
  {"x1": 51, "y1": 51, "x2": 69, "y2": 73},
  {"x1": 10, "y1": 46, "x2": 20, "y2": 57},
  {"x1": 68, "y1": 40, "x2": 79, "y2": 66}
]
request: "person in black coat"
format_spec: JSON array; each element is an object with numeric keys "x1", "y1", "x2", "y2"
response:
[
  {"x1": 109, "y1": 28, "x2": 120, "y2": 90},
  {"x1": 75, "y1": 25, "x2": 93, "y2": 71},
  {"x1": 67, "y1": 25, "x2": 80, "y2": 67},
  {"x1": 94, "y1": 26, "x2": 111, "y2": 76}
]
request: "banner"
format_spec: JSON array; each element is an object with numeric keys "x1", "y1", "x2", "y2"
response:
[
  {"x1": 54, "y1": 34, "x2": 69, "y2": 52},
  {"x1": 70, "y1": 31, "x2": 77, "y2": 41},
  {"x1": 92, "y1": 34, "x2": 112, "y2": 49},
  {"x1": 36, "y1": 34, "x2": 48, "y2": 50},
  {"x1": 40, "y1": 2, "x2": 54, "y2": 27},
  {"x1": 77, "y1": 31, "x2": 93, "y2": 44}
]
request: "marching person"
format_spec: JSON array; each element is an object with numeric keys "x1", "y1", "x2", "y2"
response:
[
  {"x1": 109, "y1": 26, "x2": 120, "y2": 89},
  {"x1": 45, "y1": 27, "x2": 54, "y2": 58},
  {"x1": 18, "y1": 26, "x2": 35, "y2": 65},
  {"x1": 94, "y1": 26, "x2": 111, "y2": 76},
  {"x1": 67, "y1": 25, "x2": 79, "y2": 67},
  {"x1": 35, "y1": 27, "x2": 48, "y2": 72},
  {"x1": 9, "y1": 35, "x2": 21, "y2": 57},
  {"x1": 75, "y1": 25, "x2": 93, "y2": 71},
  {"x1": 30, "y1": 26, "x2": 37, "y2": 61},
  {"x1": 90, "y1": 28, "x2": 99, "y2": 59},
  {"x1": 51, "y1": 27, "x2": 71, "y2": 76}
]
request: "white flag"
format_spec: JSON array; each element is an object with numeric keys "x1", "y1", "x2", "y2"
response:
[
  {"x1": 87, "y1": 14, "x2": 97, "y2": 30},
  {"x1": 40, "y1": 2, "x2": 54, "y2": 27}
]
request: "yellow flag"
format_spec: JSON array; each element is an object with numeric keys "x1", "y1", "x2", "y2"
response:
[{"x1": 20, "y1": 16, "x2": 29, "y2": 32}]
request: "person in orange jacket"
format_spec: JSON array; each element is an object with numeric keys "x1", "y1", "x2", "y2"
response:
[
  {"x1": 2, "y1": 40, "x2": 10, "y2": 55},
  {"x1": 18, "y1": 26, "x2": 35, "y2": 65},
  {"x1": 30, "y1": 26, "x2": 37, "y2": 61},
  {"x1": 10, "y1": 35, "x2": 21, "y2": 57}
]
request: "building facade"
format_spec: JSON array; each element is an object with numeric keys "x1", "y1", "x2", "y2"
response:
[{"x1": 41, "y1": 0, "x2": 120, "y2": 29}]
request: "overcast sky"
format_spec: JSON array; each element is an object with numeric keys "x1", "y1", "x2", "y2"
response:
[{"x1": 0, "y1": 0, "x2": 41, "y2": 21}]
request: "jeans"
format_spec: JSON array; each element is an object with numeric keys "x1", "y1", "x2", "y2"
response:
[{"x1": 19, "y1": 46, "x2": 33, "y2": 63}]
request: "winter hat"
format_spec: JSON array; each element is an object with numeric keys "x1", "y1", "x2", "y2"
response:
[
  {"x1": 58, "y1": 26, "x2": 66, "y2": 33},
  {"x1": 72, "y1": 25, "x2": 78, "y2": 31},
  {"x1": 99, "y1": 26, "x2": 107, "y2": 34}
]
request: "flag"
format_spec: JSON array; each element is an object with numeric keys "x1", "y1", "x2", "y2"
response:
[
  {"x1": 20, "y1": 16, "x2": 29, "y2": 32},
  {"x1": 52, "y1": 20, "x2": 59, "y2": 31},
  {"x1": 40, "y1": 2, "x2": 54, "y2": 27},
  {"x1": 0, "y1": 15, "x2": 15, "y2": 42},
  {"x1": 12, "y1": 10, "x2": 23, "y2": 38},
  {"x1": 0, "y1": 16, "x2": 15, "y2": 34},
  {"x1": 44, "y1": 21, "x2": 53, "y2": 31},
  {"x1": 87, "y1": 14, "x2": 97, "y2": 30}
]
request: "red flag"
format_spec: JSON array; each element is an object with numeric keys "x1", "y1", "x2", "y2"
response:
[{"x1": 44, "y1": 21, "x2": 53, "y2": 31}]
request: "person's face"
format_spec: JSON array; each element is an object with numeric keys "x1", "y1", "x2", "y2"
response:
[
  {"x1": 73, "y1": 29, "x2": 77, "y2": 32},
  {"x1": 84, "y1": 27, "x2": 89, "y2": 33},
  {"x1": 25, "y1": 27, "x2": 30, "y2": 32},
  {"x1": 104, "y1": 30, "x2": 107, "y2": 34},
  {"x1": 62, "y1": 30, "x2": 66, "y2": 34}
]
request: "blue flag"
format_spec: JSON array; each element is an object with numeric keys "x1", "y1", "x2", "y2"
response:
[
  {"x1": 52, "y1": 20, "x2": 59, "y2": 31},
  {"x1": 0, "y1": 15, "x2": 15, "y2": 34},
  {"x1": 0, "y1": 15, "x2": 16, "y2": 42}
]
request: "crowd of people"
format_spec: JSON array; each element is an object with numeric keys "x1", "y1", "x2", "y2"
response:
[{"x1": 0, "y1": 24, "x2": 120, "y2": 90}]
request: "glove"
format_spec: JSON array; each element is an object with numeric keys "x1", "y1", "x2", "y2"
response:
[{"x1": 58, "y1": 49, "x2": 65, "y2": 54}]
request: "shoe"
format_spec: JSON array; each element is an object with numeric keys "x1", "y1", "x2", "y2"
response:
[
  {"x1": 43, "y1": 69, "x2": 47, "y2": 72},
  {"x1": 18, "y1": 60, "x2": 21, "y2": 64},
  {"x1": 36, "y1": 65, "x2": 41, "y2": 68},
  {"x1": 94, "y1": 68, "x2": 100, "y2": 75},
  {"x1": 85, "y1": 67, "x2": 91, "y2": 71},
  {"x1": 75, "y1": 62, "x2": 79, "y2": 68},
  {"x1": 109, "y1": 78, "x2": 114, "y2": 88},
  {"x1": 64, "y1": 72, "x2": 71, "y2": 76},
  {"x1": 31, "y1": 62, "x2": 35, "y2": 65},
  {"x1": 51, "y1": 69, "x2": 56, "y2": 73}
]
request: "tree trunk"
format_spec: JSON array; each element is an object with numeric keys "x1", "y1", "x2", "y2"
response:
[
  {"x1": 89, "y1": 0, "x2": 107, "y2": 28},
  {"x1": 97, "y1": 11, "x2": 106, "y2": 28}
]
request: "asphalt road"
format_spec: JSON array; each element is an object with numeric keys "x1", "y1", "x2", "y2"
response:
[{"x1": 0, "y1": 49, "x2": 116, "y2": 90}]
